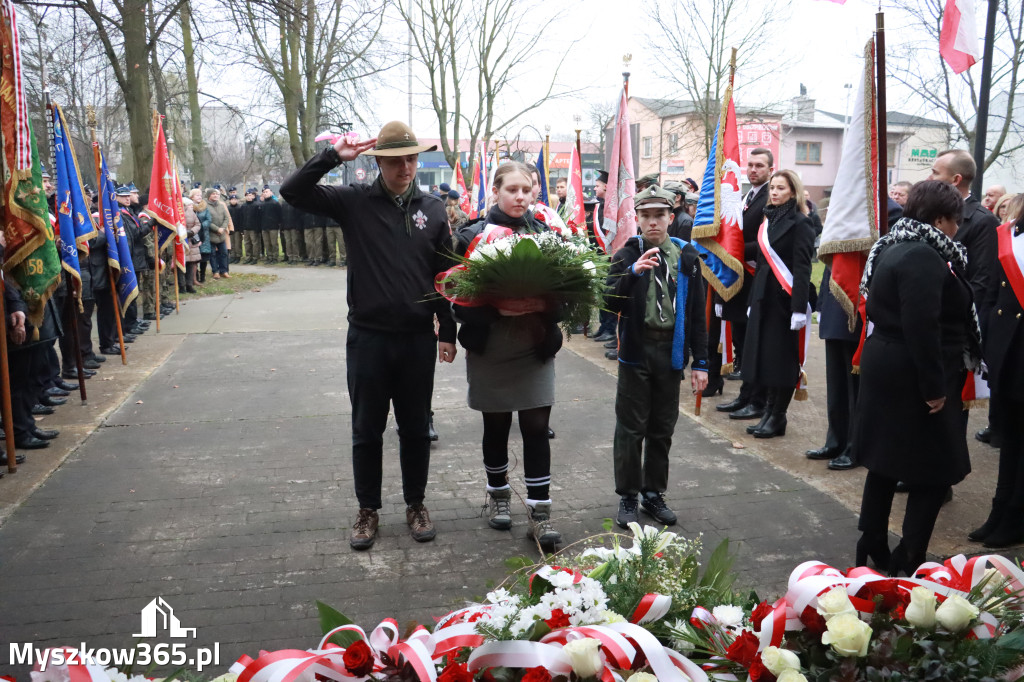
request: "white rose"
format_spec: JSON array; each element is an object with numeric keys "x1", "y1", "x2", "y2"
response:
[
  {"x1": 905, "y1": 587, "x2": 937, "y2": 629},
  {"x1": 562, "y1": 637, "x2": 603, "y2": 678},
  {"x1": 776, "y1": 671, "x2": 809, "y2": 682},
  {"x1": 761, "y1": 646, "x2": 801, "y2": 676},
  {"x1": 820, "y1": 613, "x2": 872, "y2": 657},
  {"x1": 935, "y1": 594, "x2": 980, "y2": 633},
  {"x1": 816, "y1": 586, "x2": 856, "y2": 621},
  {"x1": 712, "y1": 605, "x2": 745, "y2": 628},
  {"x1": 628, "y1": 674, "x2": 658, "y2": 682}
]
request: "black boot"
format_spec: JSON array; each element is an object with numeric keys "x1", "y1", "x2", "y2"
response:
[
  {"x1": 753, "y1": 388, "x2": 790, "y2": 438},
  {"x1": 747, "y1": 391, "x2": 775, "y2": 435},
  {"x1": 983, "y1": 507, "x2": 1024, "y2": 549},
  {"x1": 855, "y1": 532, "x2": 890, "y2": 572},
  {"x1": 968, "y1": 497, "x2": 1007, "y2": 542}
]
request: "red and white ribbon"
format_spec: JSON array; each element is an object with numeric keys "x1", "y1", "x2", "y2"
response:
[{"x1": 631, "y1": 593, "x2": 672, "y2": 624}]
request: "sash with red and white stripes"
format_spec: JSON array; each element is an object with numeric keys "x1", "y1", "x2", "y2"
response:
[
  {"x1": 757, "y1": 218, "x2": 811, "y2": 397},
  {"x1": 998, "y1": 221, "x2": 1024, "y2": 310}
]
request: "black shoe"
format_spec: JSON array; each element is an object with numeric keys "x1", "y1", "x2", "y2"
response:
[
  {"x1": 604, "y1": 350, "x2": 618, "y2": 361},
  {"x1": 88, "y1": 353, "x2": 106, "y2": 363},
  {"x1": 716, "y1": 397, "x2": 747, "y2": 413},
  {"x1": 14, "y1": 436, "x2": 48, "y2": 450},
  {"x1": 593, "y1": 332, "x2": 614, "y2": 343},
  {"x1": 186, "y1": 287, "x2": 197, "y2": 294},
  {"x1": 805, "y1": 446, "x2": 839, "y2": 460},
  {"x1": 969, "y1": 498, "x2": 1006, "y2": 543},
  {"x1": 855, "y1": 533, "x2": 890, "y2": 572},
  {"x1": 828, "y1": 453, "x2": 858, "y2": 470},
  {"x1": 326, "y1": 261, "x2": 336, "y2": 267},
  {"x1": 46, "y1": 386, "x2": 70, "y2": 398},
  {"x1": 129, "y1": 325, "x2": 147, "y2": 335},
  {"x1": 752, "y1": 415, "x2": 786, "y2": 437},
  {"x1": 83, "y1": 358, "x2": 101, "y2": 370},
  {"x1": 428, "y1": 412, "x2": 439, "y2": 442},
  {"x1": 983, "y1": 510, "x2": 1024, "y2": 549},
  {"x1": 32, "y1": 428, "x2": 59, "y2": 440},
  {"x1": 603, "y1": 340, "x2": 618, "y2": 349},
  {"x1": 547, "y1": 428, "x2": 555, "y2": 439},
  {"x1": 122, "y1": 334, "x2": 137, "y2": 343},
  {"x1": 975, "y1": 427, "x2": 992, "y2": 444},
  {"x1": 746, "y1": 409, "x2": 772, "y2": 435},
  {"x1": 726, "y1": 370, "x2": 742, "y2": 381},
  {"x1": 56, "y1": 380, "x2": 79, "y2": 392},
  {"x1": 0, "y1": 452, "x2": 26, "y2": 465},
  {"x1": 39, "y1": 395, "x2": 67, "y2": 407},
  {"x1": 616, "y1": 495, "x2": 639, "y2": 529},
  {"x1": 143, "y1": 313, "x2": 158, "y2": 321},
  {"x1": 640, "y1": 491, "x2": 677, "y2": 525},
  {"x1": 100, "y1": 346, "x2": 123, "y2": 356},
  {"x1": 701, "y1": 377, "x2": 724, "y2": 397},
  {"x1": 729, "y1": 404, "x2": 764, "y2": 420},
  {"x1": 136, "y1": 321, "x2": 151, "y2": 328},
  {"x1": 63, "y1": 369, "x2": 95, "y2": 379},
  {"x1": 31, "y1": 404, "x2": 55, "y2": 416}
]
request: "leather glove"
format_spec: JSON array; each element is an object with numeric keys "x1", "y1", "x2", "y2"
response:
[
  {"x1": 790, "y1": 312, "x2": 808, "y2": 330},
  {"x1": 714, "y1": 303, "x2": 723, "y2": 318}
]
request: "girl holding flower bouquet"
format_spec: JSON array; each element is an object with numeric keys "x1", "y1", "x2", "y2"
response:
[{"x1": 451, "y1": 161, "x2": 565, "y2": 551}]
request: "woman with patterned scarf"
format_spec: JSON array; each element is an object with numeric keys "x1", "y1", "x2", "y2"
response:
[{"x1": 854, "y1": 180, "x2": 982, "y2": 576}]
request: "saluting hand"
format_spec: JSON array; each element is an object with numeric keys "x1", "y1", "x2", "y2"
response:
[
  {"x1": 632, "y1": 247, "x2": 661, "y2": 274},
  {"x1": 334, "y1": 136, "x2": 377, "y2": 162}
]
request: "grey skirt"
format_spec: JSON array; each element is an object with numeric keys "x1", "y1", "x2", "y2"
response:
[{"x1": 466, "y1": 317, "x2": 556, "y2": 412}]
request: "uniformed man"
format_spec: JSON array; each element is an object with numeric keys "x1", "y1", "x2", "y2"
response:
[
  {"x1": 636, "y1": 173, "x2": 660, "y2": 192},
  {"x1": 259, "y1": 185, "x2": 283, "y2": 263},
  {"x1": 304, "y1": 206, "x2": 326, "y2": 266},
  {"x1": 242, "y1": 188, "x2": 261, "y2": 264},
  {"x1": 325, "y1": 213, "x2": 345, "y2": 267},
  {"x1": 227, "y1": 188, "x2": 244, "y2": 264},
  {"x1": 116, "y1": 185, "x2": 147, "y2": 339}
]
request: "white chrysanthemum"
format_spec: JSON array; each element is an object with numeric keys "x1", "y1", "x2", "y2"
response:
[
  {"x1": 712, "y1": 605, "x2": 745, "y2": 628},
  {"x1": 547, "y1": 570, "x2": 576, "y2": 589}
]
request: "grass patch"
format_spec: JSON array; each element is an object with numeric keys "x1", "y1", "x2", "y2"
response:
[
  {"x1": 812, "y1": 259, "x2": 825, "y2": 292},
  {"x1": 174, "y1": 273, "x2": 278, "y2": 301}
]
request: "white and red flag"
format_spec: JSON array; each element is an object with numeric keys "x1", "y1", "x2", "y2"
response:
[
  {"x1": 563, "y1": 146, "x2": 587, "y2": 235},
  {"x1": 596, "y1": 88, "x2": 636, "y2": 254},
  {"x1": 940, "y1": 0, "x2": 982, "y2": 74},
  {"x1": 817, "y1": 38, "x2": 879, "y2": 332},
  {"x1": 452, "y1": 161, "x2": 472, "y2": 217}
]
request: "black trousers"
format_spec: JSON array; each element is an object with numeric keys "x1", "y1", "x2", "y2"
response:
[
  {"x1": 858, "y1": 471, "x2": 948, "y2": 568},
  {"x1": 823, "y1": 338, "x2": 860, "y2": 457},
  {"x1": 613, "y1": 335, "x2": 681, "y2": 496},
  {"x1": 95, "y1": 291, "x2": 118, "y2": 348},
  {"x1": 78, "y1": 298, "x2": 95, "y2": 358},
  {"x1": 9, "y1": 343, "x2": 50, "y2": 441},
  {"x1": 992, "y1": 395, "x2": 1024, "y2": 508},
  {"x1": 346, "y1": 325, "x2": 437, "y2": 510}
]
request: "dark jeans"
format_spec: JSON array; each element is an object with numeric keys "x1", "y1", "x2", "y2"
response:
[
  {"x1": 346, "y1": 325, "x2": 437, "y2": 509},
  {"x1": 613, "y1": 334, "x2": 681, "y2": 496},
  {"x1": 212, "y1": 241, "x2": 229, "y2": 274},
  {"x1": 596, "y1": 309, "x2": 616, "y2": 337}
]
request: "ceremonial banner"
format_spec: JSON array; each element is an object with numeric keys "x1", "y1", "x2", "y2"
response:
[
  {"x1": 818, "y1": 39, "x2": 878, "y2": 331},
  {"x1": 597, "y1": 88, "x2": 636, "y2": 254},
  {"x1": 690, "y1": 87, "x2": 746, "y2": 302},
  {"x1": 468, "y1": 157, "x2": 480, "y2": 219},
  {"x1": 476, "y1": 145, "x2": 489, "y2": 216},
  {"x1": 451, "y1": 161, "x2": 471, "y2": 217},
  {"x1": 564, "y1": 146, "x2": 586, "y2": 235},
  {"x1": 0, "y1": 0, "x2": 60, "y2": 327},
  {"x1": 96, "y1": 149, "x2": 138, "y2": 310},
  {"x1": 535, "y1": 147, "x2": 549, "y2": 207},
  {"x1": 52, "y1": 103, "x2": 97, "y2": 287},
  {"x1": 170, "y1": 156, "x2": 186, "y2": 271},
  {"x1": 144, "y1": 119, "x2": 182, "y2": 252},
  {"x1": 940, "y1": 0, "x2": 981, "y2": 74}
]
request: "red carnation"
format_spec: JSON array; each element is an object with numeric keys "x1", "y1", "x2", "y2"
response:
[
  {"x1": 342, "y1": 640, "x2": 374, "y2": 677},
  {"x1": 544, "y1": 608, "x2": 571, "y2": 629},
  {"x1": 534, "y1": 212, "x2": 548, "y2": 224},
  {"x1": 724, "y1": 630, "x2": 759, "y2": 668},
  {"x1": 861, "y1": 579, "x2": 906, "y2": 612},
  {"x1": 799, "y1": 607, "x2": 828, "y2": 636},
  {"x1": 748, "y1": 655, "x2": 776, "y2": 682},
  {"x1": 750, "y1": 601, "x2": 774, "y2": 631},
  {"x1": 521, "y1": 667, "x2": 552, "y2": 682},
  {"x1": 438, "y1": 662, "x2": 474, "y2": 682}
]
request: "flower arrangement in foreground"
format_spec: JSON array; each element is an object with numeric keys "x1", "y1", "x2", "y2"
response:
[
  {"x1": 24, "y1": 526, "x2": 1024, "y2": 682},
  {"x1": 434, "y1": 229, "x2": 609, "y2": 333}
]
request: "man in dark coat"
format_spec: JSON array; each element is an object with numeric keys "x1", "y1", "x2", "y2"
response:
[
  {"x1": 280, "y1": 121, "x2": 457, "y2": 551},
  {"x1": 715, "y1": 147, "x2": 772, "y2": 416},
  {"x1": 605, "y1": 185, "x2": 709, "y2": 529},
  {"x1": 118, "y1": 185, "x2": 151, "y2": 336},
  {"x1": 241, "y1": 188, "x2": 261, "y2": 264},
  {"x1": 259, "y1": 186, "x2": 283, "y2": 263}
]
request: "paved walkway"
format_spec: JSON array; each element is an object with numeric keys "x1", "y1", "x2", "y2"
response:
[{"x1": 0, "y1": 266, "x2": 1013, "y2": 677}]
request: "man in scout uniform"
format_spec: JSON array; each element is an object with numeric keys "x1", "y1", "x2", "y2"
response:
[{"x1": 604, "y1": 185, "x2": 709, "y2": 529}]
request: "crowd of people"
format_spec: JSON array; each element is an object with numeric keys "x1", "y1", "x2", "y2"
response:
[{"x1": 5, "y1": 119, "x2": 1021, "y2": 578}]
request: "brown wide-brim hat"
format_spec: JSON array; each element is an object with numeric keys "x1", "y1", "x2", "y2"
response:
[{"x1": 361, "y1": 121, "x2": 437, "y2": 157}]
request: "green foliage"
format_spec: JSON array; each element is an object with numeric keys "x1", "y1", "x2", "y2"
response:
[{"x1": 316, "y1": 599, "x2": 361, "y2": 648}]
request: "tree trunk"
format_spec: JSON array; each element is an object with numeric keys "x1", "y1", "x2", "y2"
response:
[
  {"x1": 122, "y1": 0, "x2": 155, "y2": 192},
  {"x1": 180, "y1": 1, "x2": 205, "y2": 183},
  {"x1": 148, "y1": 0, "x2": 169, "y2": 119}
]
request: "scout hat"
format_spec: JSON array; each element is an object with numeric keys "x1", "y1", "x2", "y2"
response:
[
  {"x1": 361, "y1": 121, "x2": 437, "y2": 157},
  {"x1": 632, "y1": 184, "x2": 675, "y2": 210},
  {"x1": 636, "y1": 172, "x2": 660, "y2": 189}
]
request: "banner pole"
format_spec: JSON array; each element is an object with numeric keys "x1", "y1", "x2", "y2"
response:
[
  {"x1": 170, "y1": 150, "x2": 181, "y2": 314},
  {"x1": 152, "y1": 111, "x2": 161, "y2": 332},
  {"x1": 0, "y1": 277, "x2": 17, "y2": 474},
  {"x1": 875, "y1": 12, "x2": 889, "y2": 236}
]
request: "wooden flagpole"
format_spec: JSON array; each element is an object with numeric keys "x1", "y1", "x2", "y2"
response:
[
  {"x1": 0, "y1": 276, "x2": 17, "y2": 473},
  {"x1": 88, "y1": 109, "x2": 127, "y2": 365},
  {"x1": 169, "y1": 150, "x2": 181, "y2": 313},
  {"x1": 152, "y1": 111, "x2": 162, "y2": 332}
]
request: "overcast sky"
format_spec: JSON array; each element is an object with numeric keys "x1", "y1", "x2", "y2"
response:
[{"x1": 351, "y1": 0, "x2": 953, "y2": 144}]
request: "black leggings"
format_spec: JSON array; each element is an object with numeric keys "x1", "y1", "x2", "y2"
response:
[{"x1": 482, "y1": 406, "x2": 552, "y2": 501}]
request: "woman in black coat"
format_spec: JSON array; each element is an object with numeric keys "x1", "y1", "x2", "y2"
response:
[
  {"x1": 970, "y1": 208, "x2": 1024, "y2": 547},
  {"x1": 741, "y1": 170, "x2": 816, "y2": 438},
  {"x1": 854, "y1": 180, "x2": 981, "y2": 575}
]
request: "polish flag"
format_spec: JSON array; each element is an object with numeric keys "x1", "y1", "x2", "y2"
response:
[
  {"x1": 564, "y1": 146, "x2": 587, "y2": 235},
  {"x1": 940, "y1": 0, "x2": 982, "y2": 74},
  {"x1": 452, "y1": 162, "x2": 472, "y2": 217}
]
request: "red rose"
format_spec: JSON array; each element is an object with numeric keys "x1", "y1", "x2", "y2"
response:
[
  {"x1": 342, "y1": 640, "x2": 374, "y2": 677},
  {"x1": 724, "y1": 630, "x2": 759, "y2": 668},
  {"x1": 534, "y1": 212, "x2": 548, "y2": 223},
  {"x1": 860, "y1": 579, "x2": 905, "y2": 612},
  {"x1": 438, "y1": 662, "x2": 474, "y2": 682},
  {"x1": 748, "y1": 655, "x2": 777, "y2": 682},
  {"x1": 544, "y1": 608, "x2": 571, "y2": 629},
  {"x1": 799, "y1": 607, "x2": 827, "y2": 636},
  {"x1": 750, "y1": 601, "x2": 774, "y2": 631},
  {"x1": 521, "y1": 667, "x2": 552, "y2": 682}
]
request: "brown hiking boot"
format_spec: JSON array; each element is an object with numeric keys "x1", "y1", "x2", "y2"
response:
[
  {"x1": 406, "y1": 503, "x2": 436, "y2": 542},
  {"x1": 350, "y1": 508, "x2": 379, "y2": 550}
]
